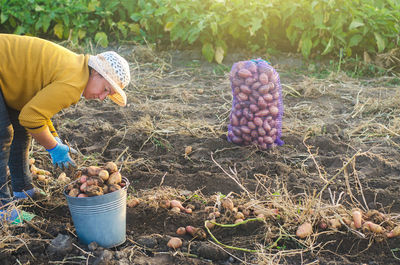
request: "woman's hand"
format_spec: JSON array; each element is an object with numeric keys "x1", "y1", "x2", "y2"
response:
[{"x1": 46, "y1": 142, "x2": 76, "y2": 169}]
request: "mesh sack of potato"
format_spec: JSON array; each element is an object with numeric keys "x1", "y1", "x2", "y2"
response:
[{"x1": 227, "y1": 59, "x2": 284, "y2": 149}]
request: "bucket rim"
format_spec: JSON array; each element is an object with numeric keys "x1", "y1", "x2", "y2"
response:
[{"x1": 64, "y1": 177, "x2": 130, "y2": 199}]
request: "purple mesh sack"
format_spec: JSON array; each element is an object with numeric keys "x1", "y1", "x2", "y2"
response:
[{"x1": 227, "y1": 59, "x2": 284, "y2": 150}]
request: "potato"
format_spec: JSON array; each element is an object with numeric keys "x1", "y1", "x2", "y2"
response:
[
  {"x1": 249, "y1": 104, "x2": 259, "y2": 113},
  {"x1": 107, "y1": 172, "x2": 122, "y2": 185},
  {"x1": 127, "y1": 197, "x2": 140, "y2": 208},
  {"x1": 231, "y1": 78, "x2": 243, "y2": 87},
  {"x1": 87, "y1": 166, "x2": 101, "y2": 176},
  {"x1": 387, "y1": 226, "x2": 400, "y2": 238},
  {"x1": 104, "y1": 161, "x2": 118, "y2": 173},
  {"x1": 170, "y1": 200, "x2": 185, "y2": 211},
  {"x1": 253, "y1": 117, "x2": 263, "y2": 127},
  {"x1": 237, "y1": 92, "x2": 248, "y2": 101},
  {"x1": 258, "y1": 85, "x2": 269, "y2": 95},
  {"x1": 245, "y1": 61, "x2": 257, "y2": 73},
  {"x1": 239, "y1": 117, "x2": 248, "y2": 125},
  {"x1": 68, "y1": 188, "x2": 80, "y2": 197},
  {"x1": 79, "y1": 175, "x2": 88, "y2": 184},
  {"x1": 102, "y1": 185, "x2": 109, "y2": 194},
  {"x1": 86, "y1": 177, "x2": 104, "y2": 187},
  {"x1": 329, "y1": 219, "x2": 342, "y2": 229},
  {"x1": 363, "y1": 221, "x2": 385, "y2": 233},
  {"x1": 167, "y1": 237, "x2": 182, "y2": 249},
  {"x1": 29, "y1": 157, "x2": 35, "y2": 165},
  {"x1": 37, "y1": 174, "x2": 47, "y2": 182},
  {"x1": 257, "y1": 127, "x2": 266, "y2": 137},
  {"x1": 259, "y1": 73, "x2": 269, "y2": 84},
  {"x1": 80, "y1": 182, "x2": 88, "y2": 192},
  {"x1": 269, "y1": 106, "x2": 279, "y2": 117},
  {"x1": 247, "y1": 121, "x2": 256, "y2": 130},
  {"x1": 206, "y1": 220, "x2": 216, "y2": 229},
  {"x1": 263, "y1": 120, "x2": 271, "y2": 132},
  {"x1": 235, "y1": 212, "x2": 245, "y2": 220},
  {"x1": 242, "y1": 134, "x2": 251, "y2": 142},
  {"x1": 257, "y1": 97, "x2": 268, "y2": 109},
  {"x1": 98, "y1": 170, "x2": 109, "y2": 181},
  {"x1": 78, "y1": 193, "x2": 88, "y2": 198},
  {"x1": 176, "y1": 227, "x2": 186, "y2": 235},
  {"x1": 231, "y1": 113, "x2": 239, "y2": 126},
  {"x1": 296, "y1": 222, "x2": 313, "y2": 238},
  {"x1": 171, "y1": 206, "x2": 181, "y2": 213},
  {"x1": 245, "y1": 77, "x2": 255, "y2": 86},
  {"x1": 270, "y1": 128, "x2": 277, "y2": 136},
  {"x1": 240, "y1": 126, "x2": 251, "y2": 134},
  {"x1": 238, "y1": 69, "x2": 252, "y2": 78},
  {"x1": 251, "y1": 82, "x2": 261, "y2": 90},
  {"x1": 230, "y1": 136, "x2": 243, "y2": 144},
  {"x1": 108, "y1": 184, "x2": 122, "y2": 193},
  {"x1": 263, "y1": 136, "x2": 274, "y2": 144},
  {"x1": 273, "y1": 91, "x2": 280, "y2": 100},
  {"x1": 232, "y1": 127, "x2": 242, "y2": 137},
  {"x1": 222, "y1": 198, "x2": 234, "y2": 211},
  {"x1": 232, "y1": 87, "x2": 240, "y2": 96},
  {"x1": 263, "y1": 94, "x2": 273, "y2": 102},
  {"x1": 85, "y1": 185, "x2": 104, "y2": 197},
  {"x1": 255, "y1": 110, "x2": 269, "y2": 117},
  {"x1": 352, "y1": 209, "x2": 363, "y2": 229}
]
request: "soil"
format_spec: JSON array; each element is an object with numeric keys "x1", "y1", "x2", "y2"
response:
[{"x1": 1, "y1": 46, "x2": 400, "y2": 265}]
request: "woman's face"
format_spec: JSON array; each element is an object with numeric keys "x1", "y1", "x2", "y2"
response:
[{"x1": 83, "y1": 69, "x2": 115, "y2": 101}]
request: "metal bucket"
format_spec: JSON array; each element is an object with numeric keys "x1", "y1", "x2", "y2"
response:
[{"x1": 64, "y1": 178, "x2": 129, "y2": 248}]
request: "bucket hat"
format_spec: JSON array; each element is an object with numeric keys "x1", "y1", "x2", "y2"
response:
[{"x1": 88, "y1": 51, "x2": 131, "y2": 106}]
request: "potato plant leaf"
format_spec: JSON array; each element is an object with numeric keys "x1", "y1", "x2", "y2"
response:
[
  {"x1": 202, "y1": 42, "x2": 214, "y2": 63},
  {"x1": 349, "y1": 19, "x2": 364, "y2": 30},
  {"x1": 164, "y1": 21, "x2": 174, "y2": 32},
  {"x1": 374, "y1": 32, "x2": 385, "y2": 52},
  {"x1": 53, "y1": 23, "x2": 64, "y2": 39},
  {"x1": 214, "y1": 46, "x2": 224, "y2": 64},
  {"x1": 95, "y1": 32, "x2": 108, "y2": 48}
]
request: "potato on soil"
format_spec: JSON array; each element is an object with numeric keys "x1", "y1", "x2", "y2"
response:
[
  {"x1": 167, "y1": 237, "x2": 182, "y2": 249},
  {"x1": 159, "y1": 199, "x2": 171, "y2": 209},
  {"x1": 222, "y1": 198, "x2": 234, "y2": 211},
  {"x1": 58, "y1": 172, "x2": 71, "y2": 183},
  {"x1": 171, "y1": 206, "x2": 181, "y2": 213},
  {"x1": 387, "y1": 226, "x2": 400, "y2": 238},
  {"x1": 205, "y1": 220, "x2": 216, "y2": 229},
  {"x1": 296, "y1": 222, "x2": 313, "y2": 238},
  {"x1": 127, "y1": 197, "x2": 140, "y2": 208},
  {"x1": 170, "y1": 200, "x2": 185, "y2": 211},
  {"x1": 185, "y1": 226, "x2": 206, "y2": 240},
  {"x1": 176, "y1": 227, "x2": 186, "y2": 235},
  {"x1": 351, "y1": 209, "x2": 363, "y2": 229}
]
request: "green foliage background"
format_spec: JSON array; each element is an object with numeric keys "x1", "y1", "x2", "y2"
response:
[{"x1": 1, "y1": 0, "x2": 399, "y2": 62}]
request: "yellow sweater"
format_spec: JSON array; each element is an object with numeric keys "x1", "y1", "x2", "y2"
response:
[{"x1": 0, "y1": 34, "x2": 90, "y2": 135}]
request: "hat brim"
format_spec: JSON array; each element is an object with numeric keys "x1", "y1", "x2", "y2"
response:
[{"x1": 88, "y1": 55, "x2": 128, "y2": 107}]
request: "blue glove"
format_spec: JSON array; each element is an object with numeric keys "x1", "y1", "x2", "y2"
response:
[
  {"x1": 46, "y1": 142, "x2": 76, "y2": 169},
  {"x1": 54, "y1": 137, "x2": 78, "y2": 154}
]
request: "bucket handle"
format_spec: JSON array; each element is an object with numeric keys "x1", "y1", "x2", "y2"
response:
[{"x1": 122, "y1": 177, "x2": 130, "y2": 189}]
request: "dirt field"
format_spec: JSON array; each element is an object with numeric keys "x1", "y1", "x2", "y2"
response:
[{"x1": 1, "y1": 46, "x2": 400, "y2": 265}]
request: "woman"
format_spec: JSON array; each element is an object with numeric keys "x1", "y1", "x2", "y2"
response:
[{"x1": 0, "y1": 34, "x2": 131, "y2": 222}]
